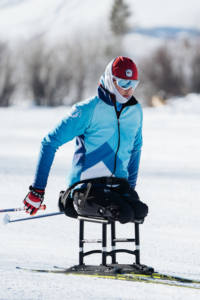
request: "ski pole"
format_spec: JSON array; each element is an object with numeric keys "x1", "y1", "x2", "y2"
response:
[
  {"x1": 3, "y1": 212, "x2": 64, "y2": 226},
  {"x1": 0, "y1": 205, "x2": 46, "y2": 213}
]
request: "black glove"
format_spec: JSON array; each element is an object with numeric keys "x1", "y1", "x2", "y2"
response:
[
  {"x1": 114, "y1": 182, "x2": 148, "y2": 219},
  {"x1": 127, "y1": 198, "x2": 148, "y2": 219}
]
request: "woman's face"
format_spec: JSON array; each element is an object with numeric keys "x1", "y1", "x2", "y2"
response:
[{"x1": 114, "y1": 81, "x2": 134, "y2": 99}]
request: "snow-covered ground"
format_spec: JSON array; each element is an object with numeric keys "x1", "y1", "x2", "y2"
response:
[{"x1": 0, "y1": 94, "x2": 200, "y2": 299}]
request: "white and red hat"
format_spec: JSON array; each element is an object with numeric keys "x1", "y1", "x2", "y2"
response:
[
  {"x1": 104, "y1": 57, "x2": 138, "y2": 104},
  {"x1": 112, "y1": 56, "x2": 138, "y2": 80}
]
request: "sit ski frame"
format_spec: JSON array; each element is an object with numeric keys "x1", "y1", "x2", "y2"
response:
[
  {"x1": 78, "y1": 216, "x2": 143, "y2": 266},
  {"x1": 16, "y1": 215, "x2": 200, "y2": 289}
]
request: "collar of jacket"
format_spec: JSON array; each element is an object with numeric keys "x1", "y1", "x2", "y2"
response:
[{"x1": 97, "y1": 83, "x2": 138, "y2": 108}]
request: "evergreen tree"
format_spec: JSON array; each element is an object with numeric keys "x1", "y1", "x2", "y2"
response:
[{"x1": 109, "y1": 0, "x2": 131, "y2": 37}]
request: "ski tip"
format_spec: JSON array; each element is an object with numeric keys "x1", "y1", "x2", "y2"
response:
[{"x1": 3, "y1": 214, "x2": 10, "y2": 226}]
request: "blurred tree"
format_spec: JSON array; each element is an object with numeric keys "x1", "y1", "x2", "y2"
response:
[
  {"x1": 64, "y1": 31, "x2": 122, "y2": 105},
  {"x1": 22, "y1": 32, "x2": 121, "y2": 106},
  {"x1": 0, "y1": 42, "x2": 16, "y2": 107},
  {"x1": 190, "y1": 41, "x2": 200, "y2": 93},
  {"x1": 24, "y1": 39, "x2": 71, "y2": 106},
  {"x1": 137, "y1": 44, "x2": 188, "y2": 103},
  {"x1": 109, "y1": 0, "x2": 131, "y2": 37}
]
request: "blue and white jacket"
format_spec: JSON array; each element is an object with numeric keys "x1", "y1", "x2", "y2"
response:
[{"x1": 32, "y1": 84, "x2": 143, "y2": 190}]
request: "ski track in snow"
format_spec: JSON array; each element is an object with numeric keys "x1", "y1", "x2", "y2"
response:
[{"x1": 0, "y1": 98, "x2": 200, "y2": 300}]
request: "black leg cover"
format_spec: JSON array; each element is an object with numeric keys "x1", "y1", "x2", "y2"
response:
[{"x1": 58, "y1": 191, "x2": 78, "y2": 219}]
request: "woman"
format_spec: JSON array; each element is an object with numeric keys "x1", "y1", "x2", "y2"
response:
[{"x1": 23, "y1": 56, "x2": 148, "y2": 224}]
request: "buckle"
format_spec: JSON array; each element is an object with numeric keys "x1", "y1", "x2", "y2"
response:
[{"x1": 106, "y1": 177, "x2": 113, "y2": 185}]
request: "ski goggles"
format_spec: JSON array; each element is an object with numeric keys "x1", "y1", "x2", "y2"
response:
[{"x1": 111, "y1": 74, "x2": 139, "y2": 90}]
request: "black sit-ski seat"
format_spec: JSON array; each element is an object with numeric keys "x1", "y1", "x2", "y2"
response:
[{"x1": 59, "y1": 179, "x2": 153, "y2": 275}]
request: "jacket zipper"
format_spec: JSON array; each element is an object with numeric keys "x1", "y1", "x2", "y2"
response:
[{"x1": 111, "y1": 107, "x2": 124, "y2": 177}]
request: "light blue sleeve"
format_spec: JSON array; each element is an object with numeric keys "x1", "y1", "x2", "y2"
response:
[
  {"x1": 127, "y1": 105, "x2": 143, "y2": 188},
  {"x1": 32, "y1": 98, "x2": 97, "y2": 189}
]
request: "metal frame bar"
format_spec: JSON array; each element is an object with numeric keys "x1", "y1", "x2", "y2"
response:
[
  {"x1": 135, "y1": 223, "x2": 140, "y2": 264},
  {"x1": 102, "y1": 223, "x2": 107, "y2": 265},
  {"x1": 78, "y1": 216, "x2": 141, "y2": 266},
  {"x1": 79, "y1": 220, "x2": 84, "y2": 265},
  {"x1": 111, "y1": 221, "x2": 117, "y2": 263}
]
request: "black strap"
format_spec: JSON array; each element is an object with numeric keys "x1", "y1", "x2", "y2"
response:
[
  {"x1": 90, "y1": 177, "x2": 128, "y2": 185},
  {"x1": 74, "y1": 182, "x2": 92, "y2": 211},
  {"x1": 61, "y1": 177, "x2": 128, "y2": 207},
  {"x1": 69, "y1": 177, "x2": 127, "y2": 191}
]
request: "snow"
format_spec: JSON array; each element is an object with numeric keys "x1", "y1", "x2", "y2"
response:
[{"x1": 0, "y1": 94, "x2": 200, "y2": 299}]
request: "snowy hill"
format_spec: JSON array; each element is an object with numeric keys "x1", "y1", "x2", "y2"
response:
[{"x1": 0, "y1": 0, "x2": 200, "y2": 42}]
